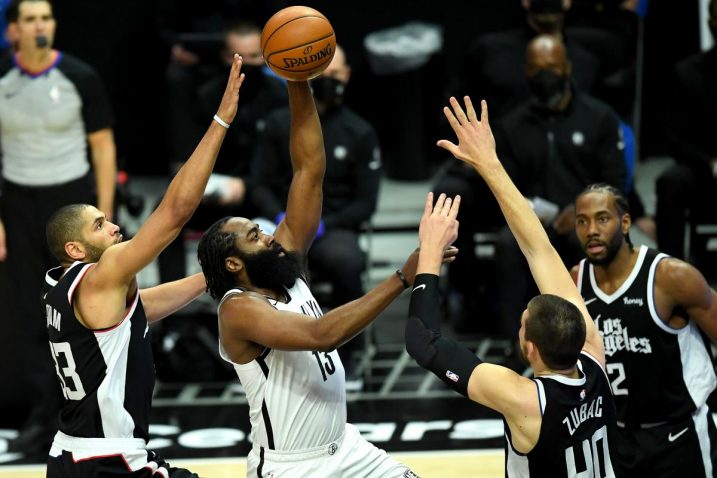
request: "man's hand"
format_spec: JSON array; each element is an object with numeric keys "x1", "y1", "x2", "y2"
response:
[
  {"x1": 215, "y1": 54, "x2": 245, "y2": 125},
  {"x1": 437, "y1": 97, "x2": 500, "y2": 174},
  {"x1": 420, "y1": 192, "x2": 461, "y2": 251},
  {"x1": 552, "y1": 204, "x2": 575, "y2": 235},
  {"x1": 0, "y1": 218, "x2": 6, "y2": 261}
]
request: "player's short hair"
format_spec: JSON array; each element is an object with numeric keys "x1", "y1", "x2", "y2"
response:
[
  {"x1": 578, "y1": 183, "x2": 633, "y2": 250},
  {"x1": 46, "y1": 204, "x2": 90, "y2": 263},
  {"x1": 7, "y1": 0, "x2": 53, "y2": 23},
  {"x1": 525, "y1": 294, "x2": 586, "y2": 370},
  {"x1": 224, "y1": 20, "x2": 260, "y2": 37},
  {"x1": 197, "y1": 217, "x2": 240, "y2": 301}
]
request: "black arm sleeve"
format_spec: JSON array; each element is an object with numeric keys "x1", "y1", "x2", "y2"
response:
[{"x1": 405, "y1": 274, "x2": 481, "y2": 397}]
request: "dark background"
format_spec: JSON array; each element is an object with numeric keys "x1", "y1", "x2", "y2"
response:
[{"x1": 0, "y1": 0, "x2": 703, "y2": 424}]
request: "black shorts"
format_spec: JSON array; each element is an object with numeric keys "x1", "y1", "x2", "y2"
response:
[
  {"x1": 613, "y1": 404, "x2": 717, "y2": 477},
  {"x1": 47, "y1": 449, "x2": 199, "y2": 478}
]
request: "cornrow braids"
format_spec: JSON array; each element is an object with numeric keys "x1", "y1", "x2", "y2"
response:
[{"x1": 579, "y1": 183, "x2": 634, "y2": 250}]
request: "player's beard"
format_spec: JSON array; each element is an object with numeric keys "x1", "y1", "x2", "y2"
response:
[
  {"x1": 81, "y1": 241, "x2": 106, "y2": 263},
  {"x1": 585, "y1": 227, "x2": 623, "y2": 266},
  {"x1": 239, "y1": 244, "x2": 304, "y2": 292}
]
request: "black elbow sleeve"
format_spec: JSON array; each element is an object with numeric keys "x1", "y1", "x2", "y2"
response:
[{"x1": 405, "y1": 274, "x2": 481, "y2": 397}]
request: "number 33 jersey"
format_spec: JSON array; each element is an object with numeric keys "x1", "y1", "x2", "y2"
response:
[
  {"x1": 577, "y1": 245, "x2": 716, "y2": 425},
  {"x1": 219, "y1": 277, "x2": 346, "y2": 451},
  {"x1": 42, "y1": 262, "x2": 154, "y2": 441}
]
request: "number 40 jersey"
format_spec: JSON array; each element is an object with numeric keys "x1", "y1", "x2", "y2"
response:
[
  {"x1": 219, "y1": 277, "x2": 346, "y2": 452},
  {"x1": 42, "y1": 262, "x2": 154, "y2": 441}
]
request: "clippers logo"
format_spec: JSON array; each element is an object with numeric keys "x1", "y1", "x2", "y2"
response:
[
  {"x1": 446, "y1": 370, "x2": 459, "y2": 383},
  {"x1": 596, "y1": 315, "x2": 652, "y2": 357},
  {"x1": 283, "y1": 44, "x2": 333, "y2": 69}
]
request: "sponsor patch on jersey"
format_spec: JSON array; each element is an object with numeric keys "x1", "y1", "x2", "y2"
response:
[{"x1": 446, "y1": 370, "x2": 459, "y2": 382}]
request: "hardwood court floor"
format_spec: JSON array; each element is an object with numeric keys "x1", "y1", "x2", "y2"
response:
[{"x1": 0, "y1": 449, "x2": 504, "y2": 478}]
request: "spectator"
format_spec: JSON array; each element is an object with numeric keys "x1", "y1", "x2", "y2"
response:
[
  {"x1": 0, "y1": 0, "x2": 116, "y2": 453},
  {"x1": 251, "y1": 45, "x2": 382, "y2": 386},
  {"x1": 451, "y1": 0, "x2": 599, "y2": 120},
  {"x1": 494, "y1": 34, "x2": 626, "y2": 358},
  {"x1": 656, "y1": 0, "x2": 717, "y2": 270},
  {"x1": 157, "y1": 20, "x2": 287, "y2": 284}
]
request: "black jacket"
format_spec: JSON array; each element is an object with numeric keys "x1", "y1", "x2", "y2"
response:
[
  {"x1": 251, "y1": 105, "x2": 381, "y2": 230},
  {"x1": 495, "y1": 89, "x2": 626, "y2": 209}
]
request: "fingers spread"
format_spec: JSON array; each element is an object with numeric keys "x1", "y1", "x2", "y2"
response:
[
  {"x1": 433, "y1": 193, "x2": 447, "y2": 214},
  {"x1": 481, "y1": 99, "x2": 489, "y2": 124}
]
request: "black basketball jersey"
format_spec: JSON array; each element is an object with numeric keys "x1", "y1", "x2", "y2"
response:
[
  {"x1": 42, "y1": 262, "x2": 154, "y2": 441},
  {"x1": 577, "y1": 245, "x2": 716, "y2": 424},
  {"x1": 505, "y1": 352, "x2": 617, "y2": 477}
]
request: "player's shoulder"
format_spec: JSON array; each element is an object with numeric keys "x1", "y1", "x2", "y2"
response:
[
  {"x1": 219, "y1": 290, "x2": 273, "y2": 318},
  {"x1": 655, "y1": 255, "x2": 703, "y2": 286}
]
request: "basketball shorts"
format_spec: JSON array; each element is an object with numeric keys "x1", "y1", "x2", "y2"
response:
[
  {"x1": 613, "y1": 403, "x2": 717, "y2": 477},
  {"x1": 247, "y1": 423, "x2": 419, "y2": 478},
  {"x1": 46, "y1": 431, "x2": 198, "y2": 478}
]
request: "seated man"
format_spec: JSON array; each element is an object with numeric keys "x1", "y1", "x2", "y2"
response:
[
  {"x1": 656, "y1": 0, "x2": 717, "y2": 272},
  {"x1": 493, "y1": 34, "x2": 627, "y2": 356}
]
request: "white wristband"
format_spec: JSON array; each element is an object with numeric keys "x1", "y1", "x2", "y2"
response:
[{"x1": 213, "y1": 114, "x2": 230, "y2": 129}]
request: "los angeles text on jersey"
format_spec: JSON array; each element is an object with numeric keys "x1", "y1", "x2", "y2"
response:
[
  {"x1": 562, "y1": 396, "x2": 603, "y2": 436},
  {"x1": 46, "y1": 304, "x2": 61, "y2": 331},
  {"x1": 595, "y1": 314, "x2": 652, "y2": 356}
]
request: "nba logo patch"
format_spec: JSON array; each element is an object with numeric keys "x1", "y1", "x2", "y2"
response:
[
  {"x1": 446, "y1": 370, "x2": 459, "y2": 382},
  {"x1": 580, "y1": 389, "x2": 587, "y2": 401}
]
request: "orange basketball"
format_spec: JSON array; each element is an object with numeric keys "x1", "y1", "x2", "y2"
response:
[{"x1": 261, "y1": 6, "x2": 336, "y2": 81}]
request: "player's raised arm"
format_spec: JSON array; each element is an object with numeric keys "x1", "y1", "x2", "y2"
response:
[
  {"x1": 94, "y1": 55, "x2": 245, "y2": 285},
  {"x1": 272, "y1": 81, "x2": 326, "y2": 255},
  {"x1": 437, "y1": 96, "x2": 604, "y2": 364}
]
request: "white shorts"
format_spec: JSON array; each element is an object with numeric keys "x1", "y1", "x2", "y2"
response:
[{"x1": 246, "y1": 423, "x2": 418, "y2": 478}]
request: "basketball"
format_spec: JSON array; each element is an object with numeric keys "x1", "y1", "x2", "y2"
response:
[{"x1": 261, "y1": 6, "x2": 336, "y2": 81}]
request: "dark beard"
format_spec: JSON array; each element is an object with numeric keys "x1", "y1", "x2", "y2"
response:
[
  {"x1": 238, "y1": 244, "x2": 304, "y2": 292},
  {"x1": 585, "y1": 230, "x2": 624, "y2": 266}
]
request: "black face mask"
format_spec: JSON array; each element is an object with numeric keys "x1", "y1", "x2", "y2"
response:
[
  {"x1": 528, "y1": 70, "x2": 569, "y2": 110},
  {"x1": 236, "y1": 63, "x2": 264, "y2": 97},
  {"x1": 237, "y1": 243, "x2": 304, "y2": 292},
  {"x1": 310, "y1": 76, "x2": 345, "y2": 111}
]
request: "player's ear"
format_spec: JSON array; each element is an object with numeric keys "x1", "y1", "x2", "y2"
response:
[
  {"x1": 621, "y1": 213, "x2": 632, "y2": 235},
  {"x1": 64, "y1": 241, "x2": 85, "y2": 261},
  {"x1": 225, "y1": 256, "x2": 243, "y2": 273}
]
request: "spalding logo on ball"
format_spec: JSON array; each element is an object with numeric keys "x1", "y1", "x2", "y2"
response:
[{"x1": 261, "y1": 6, "x2": 336, "y2": 81}]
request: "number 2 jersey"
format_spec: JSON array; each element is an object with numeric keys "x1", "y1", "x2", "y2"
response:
[
  {"x1": 218, "y1": 277, "x2": 346, "y2": 451},
  {"x1": 577, "y1": 245, "x2": 716, "y2": 425},
  {"x1": 505, "y1": 352, "x2": 618, "y2": 477},
  {"x1": 42, "y1": 262, "x2": 154, "y2": 441}
]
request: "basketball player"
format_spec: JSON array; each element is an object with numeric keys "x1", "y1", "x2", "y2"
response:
[
  {"x1": 42, "y1": 54, "x2": 245, "y2": 477},
  {"x1": 406, "y1": 96, "x2": 619, "y2": 477},
  {"x1": 196, "y1": 78, "x2": 448, "y2": 477},
  {"x1": 572, "y1": 183, "x2": 717, "y2": 477}
]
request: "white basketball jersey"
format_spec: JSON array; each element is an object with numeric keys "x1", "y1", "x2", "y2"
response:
[{"x1": 218, "y1": 278, "x2": 346, "y2": 451}]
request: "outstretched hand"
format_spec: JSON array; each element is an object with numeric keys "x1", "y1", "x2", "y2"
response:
[
  {"x1": 215, "y1": 54, "x2": 245, "y2": 125},
  {"x1": 419, "y1": 192, "x2": 460, "y2": 251},
  {"x1": 437, "y1": 97, "x2": 499, "y2": 173}
]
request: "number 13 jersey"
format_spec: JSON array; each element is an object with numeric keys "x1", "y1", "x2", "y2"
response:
[
  {"x1": 219, "y1": 277, "x2": 346, "y2": 451},
  {"x1": 577, "y1": 245, "x2": 716, "y2": 425},
  {"x1": 42, "y1": 262, "x2": 154, "y2": 441}
]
